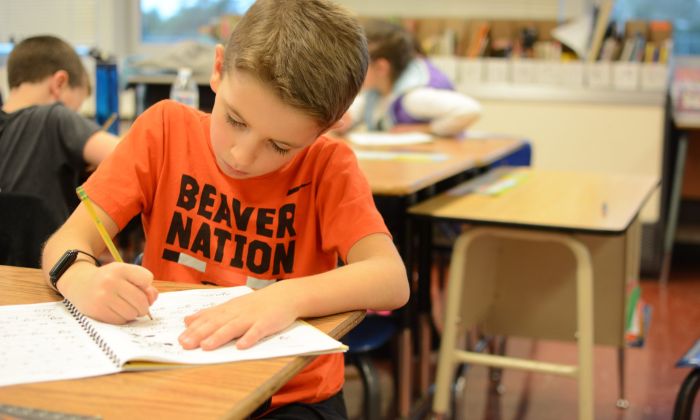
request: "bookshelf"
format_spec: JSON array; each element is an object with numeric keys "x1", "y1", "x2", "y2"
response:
[{"x1": 390, "y1": 15, "x2": 672, "y2": 275}]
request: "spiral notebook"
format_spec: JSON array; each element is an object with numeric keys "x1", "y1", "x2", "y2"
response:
[{"x1": 0, "y1": 287, "x2": 347, "y2": 387}]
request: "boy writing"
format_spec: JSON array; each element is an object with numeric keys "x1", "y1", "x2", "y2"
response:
[
  {"x1": 0, "y1": 35, "x2": 119, "y2": 226},
  {"x1": 41, "y1": 0, "x2": 409, "y2": 418}
]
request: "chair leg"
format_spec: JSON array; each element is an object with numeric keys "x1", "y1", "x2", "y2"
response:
[
  {"x1": 616, "y1": 346, "x2": 630, "y2": 408},
  {"x1": 488, "y1": 336, "x2": 507, "y2": 395},
  {"x1": 673, "y1": 368, "x2": 700, "y2": 420},
  {"x1": 432, "y1": 233, "x2": 471, "y2": 417},
  {"x1": 352, "y1": 354, "x2": 382, "y2": 420}
]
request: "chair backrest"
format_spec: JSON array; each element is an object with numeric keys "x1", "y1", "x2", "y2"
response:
[{"x1": 0, "y1": 193, "x2": 60, "y2": 268}]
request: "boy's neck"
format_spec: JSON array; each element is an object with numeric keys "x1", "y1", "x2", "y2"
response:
[{"x1": 2, "y1": 82, "x2": 56, "y2": 113}]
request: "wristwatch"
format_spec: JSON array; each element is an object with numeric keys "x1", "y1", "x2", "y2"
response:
[{"x1": 49, "y1": 249, "x2": 100, "y2": 291}]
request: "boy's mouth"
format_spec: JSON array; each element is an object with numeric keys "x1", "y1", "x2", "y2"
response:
[{"x1": 219, "y1": 159, "x2": 249, "y2": 177}]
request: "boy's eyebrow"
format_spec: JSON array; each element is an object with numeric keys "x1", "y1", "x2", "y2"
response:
[{"x1": 224, "y1": 101, "x2": 299, "y2": 148}]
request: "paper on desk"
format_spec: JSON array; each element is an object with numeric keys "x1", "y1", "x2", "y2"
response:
[
  {"x1": 447, "y1": 169, "x2": 527, "y2": 196},
  {"x1": 348, "y1": 132, "x2": 433, "y2": 146},
  {"x1": 353, "y1": 150, "x2": 448, "y2": 162}
]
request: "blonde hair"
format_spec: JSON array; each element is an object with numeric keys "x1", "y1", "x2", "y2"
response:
[{"x1": 223, "y1": 0, "x2": 368, "y2": 129}]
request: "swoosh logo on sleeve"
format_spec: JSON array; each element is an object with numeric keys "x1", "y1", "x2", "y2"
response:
[{"x1": 287, "y1": 181, "x2": 311, "y2": 196}]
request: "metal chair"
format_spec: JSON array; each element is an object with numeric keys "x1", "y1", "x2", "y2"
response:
[
  {"x1": 673, "y1": 339, "x2": 700, "y2": 420},
  {"x1": 432, "y1": 227, "x2": 595, "y2": 420},
  {"x1": 0, "y1": 193, "x2": 59, "y2": 268},
  {"x1": 343, "y1": 313, "x2": 396, "y2": 420}
]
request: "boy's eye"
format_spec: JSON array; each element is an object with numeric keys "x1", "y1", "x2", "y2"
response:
[
  {"x1": 270, "y1": 141, "x2": 290, "y2": 156},
  {"x1": 225, "y1": 114, "x2": 246, "y2": 129}
]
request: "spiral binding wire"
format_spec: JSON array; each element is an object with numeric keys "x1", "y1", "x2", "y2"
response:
[{"x1": 63, "y1": 299, "x2": 121, "y2": 367}]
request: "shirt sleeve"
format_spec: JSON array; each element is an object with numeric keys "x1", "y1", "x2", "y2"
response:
[
  {"x1": 82, "y1": 101, "x2": 166, "y2": 229},
  {"x1": 401, "y1": 88, "x2": 482, "y2": 136},
  {"x1": 314, "y1": 141, "x2": 390, "y2": 261},
  {"x1": 50, "y1": 104, "x2": 101, "y2": 168}
]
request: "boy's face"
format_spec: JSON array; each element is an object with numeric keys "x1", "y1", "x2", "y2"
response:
[
  {"x1": 209, "y1": 46, "x2": 322, "y2": 179},
  {"x1": 362, "y1": 58, "x2": 390, "y2": 93}
]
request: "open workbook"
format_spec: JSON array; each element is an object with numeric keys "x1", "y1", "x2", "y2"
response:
[{"x1": 0, "y1": 286, "x2": 347, "y2": 387}]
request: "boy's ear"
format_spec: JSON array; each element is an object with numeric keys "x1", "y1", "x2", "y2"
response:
[
  {"x1": 328, "y1": 116, "x2": 348, "y2": 132},
  {"x1": 48, "y1": 70, "x2": 70, "y2": 99},
  {"x1": 210, "y1": 44, "x2": 225, "y2": 93}
]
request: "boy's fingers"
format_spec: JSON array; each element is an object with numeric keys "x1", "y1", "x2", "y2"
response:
[
  {"x1": 179, "y1": 318, "x2": 222, "y2": 349},
  {"x1": 201, "y1": 322, "x2": 248, "y2": 351},
  {"x1": 146, "y1": 286, "x2": 159, "y2": 305},
  {"x1": 235, "y1": 323, "x2": 265, "y2": 350},
  {"x1": 116, "y1": 263, "x2": 154, "y2": 291},
  {"x1": 116, "y1": 282, "x2": 152, "y2": 318}
]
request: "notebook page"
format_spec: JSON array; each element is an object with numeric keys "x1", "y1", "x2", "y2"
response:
[
  {"x1": 88, "y1": 287, "x2": 346, "y2": 366},
  {"x1": 0, "y1": 301, "x2": 119, "y2": 387}
]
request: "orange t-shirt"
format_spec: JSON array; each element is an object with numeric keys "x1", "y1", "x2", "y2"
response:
[{"x1": 83, "y1": 100, "x2": 389, "y2": 408}]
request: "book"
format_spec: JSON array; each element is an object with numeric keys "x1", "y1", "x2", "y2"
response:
[
  {"x1": 0, "y1": 287, "x2": 347, "y2": 388},
  {"x1": 587, "y1": 0, "x2": 615, "y2": 62}
]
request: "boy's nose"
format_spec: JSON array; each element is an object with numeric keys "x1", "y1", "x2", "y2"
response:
[{"x1": 230, "y1": 135, "x2": 258, "y2": 168}]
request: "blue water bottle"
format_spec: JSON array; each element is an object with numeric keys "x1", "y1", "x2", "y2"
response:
[{"x1": 95, "y1": 55, "x2": 119, "y2": 135}]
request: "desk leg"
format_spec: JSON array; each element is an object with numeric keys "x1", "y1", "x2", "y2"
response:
[
  {"x1": 572, "y1": 240, "x2": 595, "y2": 420},
  {"x1": 398, "y1": 327, "x2": 413, "y2": 418},
  {"x1": 662, "y1": 134, "x2": 688, "y2": 282},
  {"x1": 418, "y1": 220, "x2": 434, "y2": 395}
]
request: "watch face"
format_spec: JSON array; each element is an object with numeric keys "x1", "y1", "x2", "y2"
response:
[{"x1": 50, "y1": 250, "x2": 78, "y2": 289}]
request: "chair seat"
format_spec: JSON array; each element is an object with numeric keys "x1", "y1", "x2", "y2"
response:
[
  {"x1": 677, "y1": 338, "x2": 700, "y2": 368},
  {"x1": 344, "y1": 314, "x2": 397, "y2": 354}
]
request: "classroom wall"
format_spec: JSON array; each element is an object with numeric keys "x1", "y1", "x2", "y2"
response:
[{"x1": 471, "y1": 99, "x2": 664, "y2": 222}]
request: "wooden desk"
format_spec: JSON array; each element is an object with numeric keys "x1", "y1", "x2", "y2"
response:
[
  {"x1": 409, "y1": 167, "x2": 658, "y2": 418},
  {"x1": 353, "y1": 137, "x2": 526, "y2": 196},
  {"x1": 0, "y1": 265, "x2": 363, "y2": 420},
  {"x1": 344, "y1": 135, "x2": 527, "y2": 416}
]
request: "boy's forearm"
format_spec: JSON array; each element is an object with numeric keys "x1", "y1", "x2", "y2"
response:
[{"x1": 271, "y1": 255, "x2": 409, "y2": 319}]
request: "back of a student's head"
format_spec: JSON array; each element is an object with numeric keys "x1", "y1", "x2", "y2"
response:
[
  {"x1": 363, "y1": 19, "x2": 416, "y2": 82},
  {"x1": 7, "y1": 35, "x2": 88, "y2": 92},
  {"x1": 223, "y1": 0, "x2": 368, "y2": 130}
]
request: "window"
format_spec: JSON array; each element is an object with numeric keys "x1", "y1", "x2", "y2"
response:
[
  {"x1": 140, "y1": 0, "x2": 255, "y2": 43},
  {"x1": 613, "y1": 0, "x2": 700, "y2": 55}
]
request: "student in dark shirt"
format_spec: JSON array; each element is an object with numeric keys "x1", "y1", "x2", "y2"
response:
[{"x1": 0, "y1": 35, "x2": 119, "y2": 225}]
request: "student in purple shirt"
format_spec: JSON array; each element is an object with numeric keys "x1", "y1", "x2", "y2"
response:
[{"x1": 340, "y1": 19, "x2": 482, "y2": 137}]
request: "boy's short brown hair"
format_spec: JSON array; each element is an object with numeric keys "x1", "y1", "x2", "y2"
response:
[
  {"x1": 363, "y1": 19, "x2": 416, "y2": 83},
  {"x1": 223, "y1": 0, "x2": 368, "y2": 129},
  {"x1": 7, "y1": 35, "x2": 88, "y2": 91}
]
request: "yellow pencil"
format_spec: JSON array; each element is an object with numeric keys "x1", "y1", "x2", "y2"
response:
[
  {"x1": 76, "y1": 186, "x2": 153, "y2": 320},
  {"x1": 100, "y1": 113, "x2": 118, "y2": 132}
]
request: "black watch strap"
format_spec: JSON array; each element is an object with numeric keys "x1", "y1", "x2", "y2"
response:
[{"x1": 49, "y1": 249, "x2": 100, "y2": 291}]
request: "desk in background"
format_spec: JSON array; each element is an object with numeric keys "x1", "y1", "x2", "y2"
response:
[
  {"x1": 664, "y1": 109, "x2": 700, "y2": 252},
  {"x1": 0, "y1": 265, "x2": 363, "y2": 420},
  {"x1": 344, "y1": 135, "x2": 529, "y2": 417},
  {"x1": 409, "y1": 167, "x2": 658, "y2": 419}
]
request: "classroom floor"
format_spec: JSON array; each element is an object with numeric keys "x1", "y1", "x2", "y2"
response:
[{"x1": 342, "y1": 245, "x2": 700, "y2": 420}]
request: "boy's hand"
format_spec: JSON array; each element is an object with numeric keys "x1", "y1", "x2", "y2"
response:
[
  {"x1": 64, "y1": 262, "x2": 158, "y2": 324},
  {"x1": 178, "y1": 286, "x2": 299, "y2": 351}
]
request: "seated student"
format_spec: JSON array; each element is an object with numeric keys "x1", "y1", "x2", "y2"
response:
[
  {"x1": 0, "y1": 35, "x2": 119, "y2": 226},
  {"x1": 340, "y1": 19, "x2": 482, "y2": 137},
  {"x1": 41, "y1": 0, "x2": 409, "y2": 418}
]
